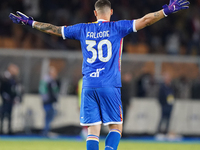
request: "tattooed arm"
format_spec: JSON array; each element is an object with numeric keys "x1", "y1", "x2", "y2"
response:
[
  {"x1": 135, "y1": 10, "x2": 165, "y2": 31},
  {"x1": 33, "y1": 21, "x2": 62, "y2": 37}
]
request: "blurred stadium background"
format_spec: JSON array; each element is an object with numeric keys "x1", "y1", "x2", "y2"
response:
[{"x1": 0, "y1": 0, "x2": 200, "y2": 146}]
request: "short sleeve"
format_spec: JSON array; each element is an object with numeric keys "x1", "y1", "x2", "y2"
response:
[
  {"x1": 61, "y1": 23, "x2": 84, "y2": 40},
  {"x1": 116, "y1": 20, "x2": 137, "y2": 37}
]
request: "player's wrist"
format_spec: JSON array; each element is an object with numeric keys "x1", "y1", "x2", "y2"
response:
[
  {"x1": 26, "y1": 16, "x2": 34, "y2": 27},
  {"x1": 162, "y1": 5, "x2": 170, "y2": 17},
  {"x1": 162, "y1": 9, "x2": 168, "y2": 17},
  {"x1": 27, "y1": 19, "x2": 34, "y2": 27},
  {"x1": 32, "y1": 21, "x2": 36, "y2": 28}
]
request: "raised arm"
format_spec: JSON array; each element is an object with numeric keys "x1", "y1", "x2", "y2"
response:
[
  {"x1": 33, "y1": 22, "x2": 62, "y2": 37},
  {"x1": 9, "y1": 11, "x2": 62, "y2": 37},
  {"x1": 135, "y1": 10, "x2": 165, "y2": 31},
  {"x1": 135, "y1": 0, "x2": 190, "y2": 31}
]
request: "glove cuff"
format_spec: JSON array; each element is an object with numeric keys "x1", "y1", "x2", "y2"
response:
[
  {"x1": 27, "y1": 19, "x2": 33, "y2": 27},
  {"x1": 32, "y1": 21, "x2": 36, "y2": 28},
  {"x1": 162, "y1": 4, "x2": 171, "y2": 16},
  {"x1": 27, "y1": 16, "x2": 34, "y2": 27},
  {"x1": 162, "y1": 9, "x2": 168, "y2": 17},
  {"x1": 27, "y1": 19, "x2": 33, "y2": 26}
]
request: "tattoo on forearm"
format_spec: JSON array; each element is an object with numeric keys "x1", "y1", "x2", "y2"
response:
[
  {"x1": 154, "y1": 12, "x2": 160, "y2": 18},
  {"x1": 34, "y1": 22, "x2": 61, "y2": 35},
  {"x1": 143, "y1": 10, "x2": 164, "y2": 28}
]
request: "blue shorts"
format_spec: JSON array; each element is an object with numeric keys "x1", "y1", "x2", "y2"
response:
[{"x1": 80, "y1": 87, "x2": 123, "y2": 126}]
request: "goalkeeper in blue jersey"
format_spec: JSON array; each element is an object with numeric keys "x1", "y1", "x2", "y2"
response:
[{"x1": 9, "y1": 0, "x2": 189, "y2": 149}]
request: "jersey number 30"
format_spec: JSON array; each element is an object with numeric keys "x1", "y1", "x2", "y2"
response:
[{"x1": 86, "y1": 40, "x2": 112, "y2": 63}]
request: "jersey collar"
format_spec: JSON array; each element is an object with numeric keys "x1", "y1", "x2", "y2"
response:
[{"x1": 97, "y1": 19, "x2": 109, "y2": 22}]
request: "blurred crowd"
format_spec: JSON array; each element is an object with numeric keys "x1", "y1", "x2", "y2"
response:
[
  {"x1": 0, "y1": 64, "x2": 60, "y2": 135},
  {"x1": 0, "y1": 64, "x2": 22, "y2": 134},
  {"x1": 0, "y1": 0, "x2": 199, "y2": 54},
  {"x1": 134, "y1": 72, "x2": 200, "y2": 99},
  {"x1": 122, "y1": 71, "x2": 200, "y2": 137}
]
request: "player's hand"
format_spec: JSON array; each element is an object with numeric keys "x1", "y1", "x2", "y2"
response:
[
  {"x1": 9, "y1": 11, "x2": 34, "y2": 26},
  {"x1": 163, "y1": 0, "x2": 190, "y2": 16}
]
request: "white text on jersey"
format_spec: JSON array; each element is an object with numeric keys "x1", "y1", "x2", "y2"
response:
[
  {"x1": 86, "y1": 31, "x2": 109, "y2": 39},
  {"x1": 90, "y1": 68, "x2": 105, "y2": 77}
]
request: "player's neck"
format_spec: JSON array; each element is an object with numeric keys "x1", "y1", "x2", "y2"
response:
[{"x1": 96, "y1": 16, "x2": 110, "y2": 21}]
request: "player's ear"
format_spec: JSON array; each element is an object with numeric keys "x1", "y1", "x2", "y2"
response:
[
  {"x1": 111, "y1": 9, "x2": 113, "y2": 16},
  {"x1": 94, "y1": 10, "x2": 97, "y2": 17}
]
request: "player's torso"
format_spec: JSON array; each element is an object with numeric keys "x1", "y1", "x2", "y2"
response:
[{"x1": 80, "y1": 21, "x2": 123, "y2": 88}]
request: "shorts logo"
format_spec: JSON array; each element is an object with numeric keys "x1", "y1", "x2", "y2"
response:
[{"x1": 90, "y1": 68, "x2": 105, "y2": 77}]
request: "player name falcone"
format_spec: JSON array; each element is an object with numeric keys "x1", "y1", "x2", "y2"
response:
[{"x1": 87, "y1": 30, "x2": 110, "y2": 38}]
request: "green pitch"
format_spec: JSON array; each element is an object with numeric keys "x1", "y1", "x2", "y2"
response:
[{"x1": 0, "y1": 140, "x2": 200, "y2": 150}]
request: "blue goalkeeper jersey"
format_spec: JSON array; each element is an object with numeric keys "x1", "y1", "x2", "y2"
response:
[{"x1": 62, "y1": 19, "x2": 137, "y2": 88}]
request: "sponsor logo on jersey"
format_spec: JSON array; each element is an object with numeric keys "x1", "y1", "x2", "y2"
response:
[{"x1": 90, "y1": 68, "x2": 105, "y2": 77}]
